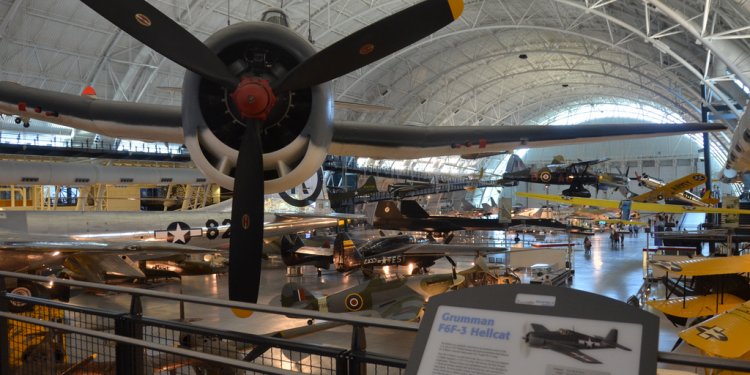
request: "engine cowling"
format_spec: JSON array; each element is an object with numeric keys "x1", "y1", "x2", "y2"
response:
[{"x1": 181, "y1": 22, "x2": 333, "y2": 193}]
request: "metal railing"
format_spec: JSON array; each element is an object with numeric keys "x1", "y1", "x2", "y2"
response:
[{"x1": 1, "y1": 270, "x2": 749, "y2": 374}]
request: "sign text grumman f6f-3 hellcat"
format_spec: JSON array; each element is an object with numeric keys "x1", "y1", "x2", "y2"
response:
[{"x1": 0, "y1": 0, "x2": 725, "y2": 303}]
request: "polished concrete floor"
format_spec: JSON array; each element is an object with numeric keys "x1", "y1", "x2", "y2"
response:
[{"x1": 66, "y1": 229, "x2": 705, "y2": 372}]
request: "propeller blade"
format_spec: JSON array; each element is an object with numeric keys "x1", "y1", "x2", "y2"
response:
[
  {"x1": 81, "y1": 0, "x2": 239, "y2": 89},
  {"x1": 274, "y1": 0, "x2": 463, "y2": 92},
  {"x1": 228, "y1": 124, "x2": 264, "y2": 303}
]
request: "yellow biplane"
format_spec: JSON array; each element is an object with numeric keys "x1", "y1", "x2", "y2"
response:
[
  {"x1": 646, "y1": 255, "x2": 750, "y2": 327},
  {"x1": 678, "y1": 300, "x2": 750, "y2": 374}
]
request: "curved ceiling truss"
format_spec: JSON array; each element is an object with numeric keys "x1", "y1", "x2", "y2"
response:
[{"x1": 0, "y1": 0, "x2": 749, "y2": 177}]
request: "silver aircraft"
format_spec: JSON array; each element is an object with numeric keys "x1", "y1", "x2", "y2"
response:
[{"x1": 0, "y1": 201, "x2": 351, "y2": 297}]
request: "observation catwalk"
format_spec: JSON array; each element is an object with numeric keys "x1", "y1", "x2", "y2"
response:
[{"x1": 68, "y1": 230, "x2": 695, "y2": 371}]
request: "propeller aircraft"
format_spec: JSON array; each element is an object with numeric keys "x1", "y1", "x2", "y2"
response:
[
  {"x1": 677, "y1": 300, "x2": 750, "y2": 371},
  {"x1": 646, "y1": 255, "x2": 750, "y2": 327},
  {"x1": 0, "y1": 0, "x2": 727, "y2": 304},
  {"x1": 281, "y1": 272, "x2": 464, "y2": 321},
  {"x1": 500, "y1": 155, "x2": 629, "y2": 197},
  {"x1": 523, "y1": 324, "x2": 631, "y2": 364},
  {"x1": 631, "y1": 173, "x2": 719, "y2": 206}
]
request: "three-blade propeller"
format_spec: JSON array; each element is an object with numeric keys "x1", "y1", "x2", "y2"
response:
[{"x1": 81, "y1": 0, "x2": 463, "y2": 303}]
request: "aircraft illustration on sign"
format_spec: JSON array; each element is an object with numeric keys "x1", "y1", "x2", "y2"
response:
[{"x1": 523, "y1": 324, "x2": 631, "y2": 364}]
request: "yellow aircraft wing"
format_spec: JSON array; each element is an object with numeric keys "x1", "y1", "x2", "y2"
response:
[
  {"x1": 632, "y1": 173, "x2": 707, "y2": 203},
  {"x1": 646, "y1": 294, "x2": 745, "y2": 318},
  {"x1": 516, "y1": 192, "x2": 621, "y2": 209},
  {"x1": 679, "y1": 301, "x2": 750, "y2": 358},
  {"x1": 602, "y1": 219, "x2": 648, "y2": 226},
  {"x1": 517, "y1": 192, "x2": 750, "y2": 215},
  {"x1": 650, "y1": 255, "x2": 750, "y2": 276},
  {"x1": 630, "y1": 201, "x2": 750, "y2": 215}
]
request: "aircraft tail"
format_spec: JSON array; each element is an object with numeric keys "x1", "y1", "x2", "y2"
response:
[
  {"x1": 551, "y1": 155, "x2": 566, "y2": 165},
  {"x1": 490, "y1": 197, "x2": 498, "y2": 208},
  {"x1": 505, "y1": 154, "x2": 528, "y2": 174},
  {"x1": 400, "y1": 200, "x2": 430, "y2": 219},
  {"x1": 333, "y1": 232, "x2": 362, "y2": 272},
  {"x1": 359, "y1": 176, "x2": 378, "y2": 195},
  {"x1": 603, "y1": 329, "x2": 632, "y2": 351},
  {"x1": 280, "y1": 234, "x2": 306, "y2": 264},
  {"x1": 701, "y1": 191, "x2": 719, "y2": 205},
  {"x1": 462, "y1": 199, "x2": 476, "y2": 211},
  {"x1": 281, "y1": 282, "x2": 318, "y2": 310},
  {"x1": 375, "y1": 201, "x2": 403, "y2": 219}
]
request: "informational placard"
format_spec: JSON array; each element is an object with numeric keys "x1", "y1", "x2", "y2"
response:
[
  {"x1": 416, "y1": 306, "x2": 642, "y2": 375},
  {"x1": 406, "y1": 285, "x2": 658, "y2": 375}
]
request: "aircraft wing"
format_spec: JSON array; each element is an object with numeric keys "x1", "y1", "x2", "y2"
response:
[
  {"x1": 547, "y1": 344, "x2": 602, "y2": 364},
  {"x1": 398, "y1": 243, "x2": 504, "y2": 256},
  {"x1": 516, "y1": 192, "x2": 621, "y2": 209},
  {"x1": 0, "y1": 81, "x2": 183, "y2": 143},
  {"x1": 632, "y1": 173, "x2": 707, "y2": 203},
  {"x1": 518, "y1": 192, "x2": 750, "y2": 215},
  {"x1": 650, "y1": 255, "x2": 750, "y2": 276},
  {"x1": 329, "y1": 121, "x2": 725, "y2": 160},
  {"x1": 264, "y1": 215, "x2": 355, "y2": 237},
  {"x1": 0, "y1": 238, "x2": 213, "y2": 254},
  {"x1": 293, "y1": 246, "x2": 334, "y2": 256},
  {"x1": 375, "y1": 294, "x2": 426, "y2": 321},
  {"x1": 0, "y1": 80, "x2": 725, "y2": 159},
  {"x1": 679, "y1": 301, "x2": 750, "y2": 358},
  {"x1": 630, "y1": 201, "x2": 750, "y2": 215},
  {"x1": 646, "y1": 294, "x2": 745, "y2": 318}
]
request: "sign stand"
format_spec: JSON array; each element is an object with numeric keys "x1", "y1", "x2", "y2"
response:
[{"x1": 406, "y1": 285, "x2": 658, "y2": 375}]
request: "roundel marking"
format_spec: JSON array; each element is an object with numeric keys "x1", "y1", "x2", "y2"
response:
[
  {"x1": 166, "y1": 221, "x2": 192, "y2": 244},
  {"x1": 345, "y1": 293, "x2": 364, "y2": 311},
  {"x1": 384, "y1": 207, "x2": 390, "y2": 213},
  {"x1": 134, "y1": 13, "x2": 152, "y2": 27},
  {"x1": 278, "y1": 168, "x2": 324, "y2": 208},
  {"x1": 241, "y1": 214, "x2": 250, "y2": 230},
  {"x1": 539, "y1": 171, "x2": 552, "y2": 183}
]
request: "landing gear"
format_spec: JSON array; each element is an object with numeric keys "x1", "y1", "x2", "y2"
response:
[{"x1": 562, "y1": 182, "x2": 591, "y2": 198}]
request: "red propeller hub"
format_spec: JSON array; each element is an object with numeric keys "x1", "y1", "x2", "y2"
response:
[{"x1": 230, "y1": 77, "x2": 277, "y2": 121}]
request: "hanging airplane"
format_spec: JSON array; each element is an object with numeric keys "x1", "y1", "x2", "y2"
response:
[
  {"x1": 373, "y1": 200, "x2": 585, "y2": 234},
  {"x1": 523, "y1": 324, "x2": 631, "y2": 364},
  {"x1": 328, "y1": 176, "x2": 379, "y2": 203},
  {"x1": 500, "y1": 155, "x2": 629, "y2": 197},
  {"x1": 388, "y1": 181, "x2": 436, "y2": 197},
  {"x1": 0, "y1": 0, "x2": 726, "y2": 303},
  {"x1": 631, "y1": 172, "x2": 719, "y2": 206}
]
